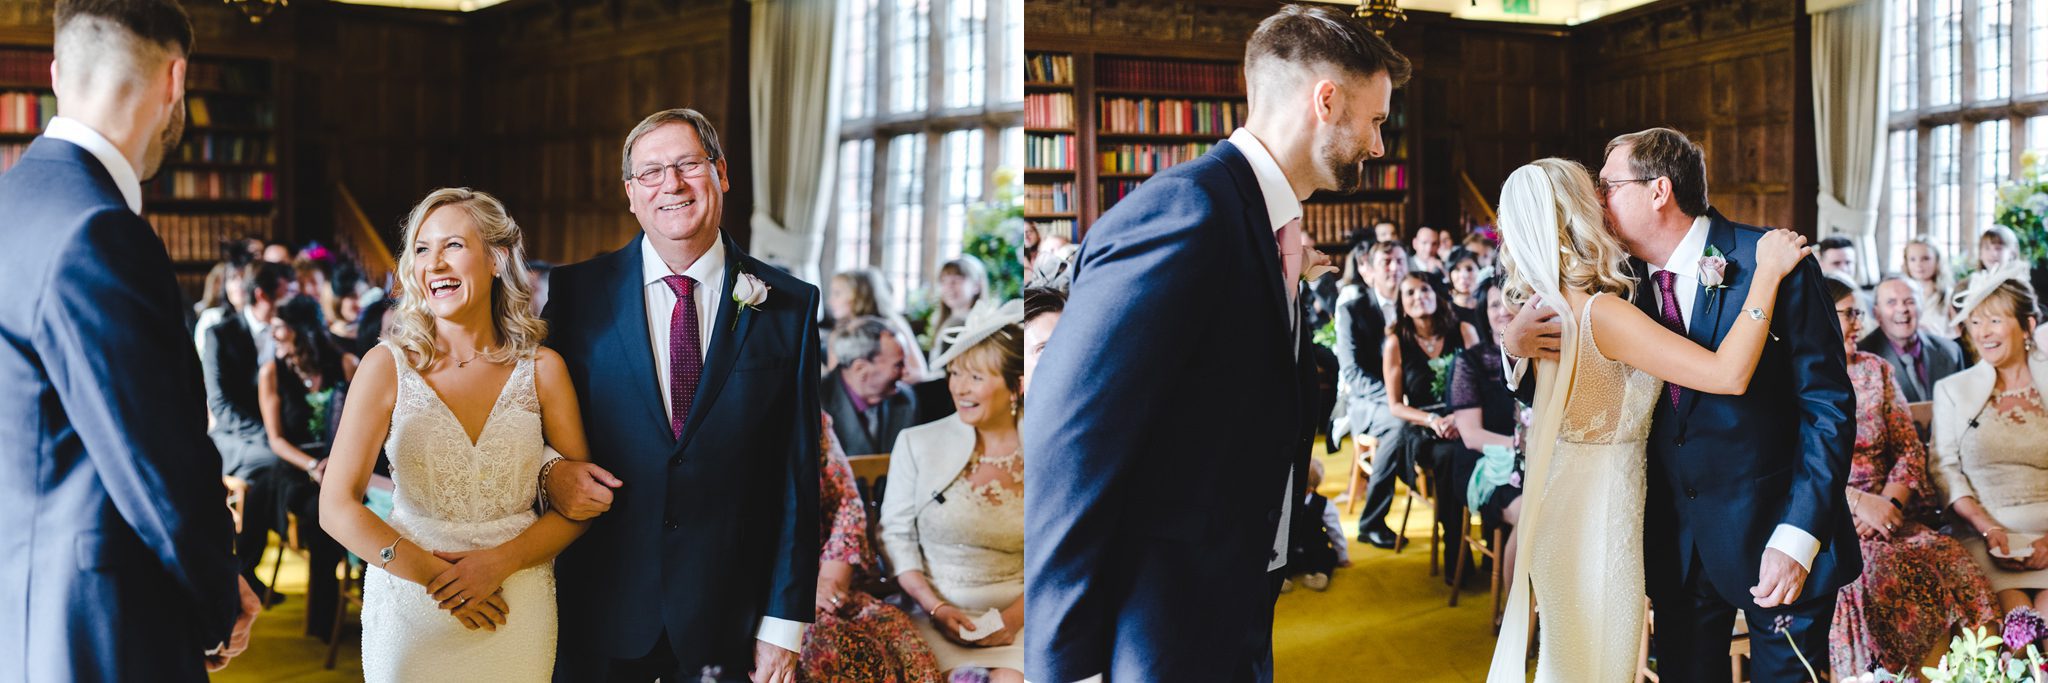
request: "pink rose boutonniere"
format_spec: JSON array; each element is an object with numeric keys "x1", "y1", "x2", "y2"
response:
[
  {"x1": 731, "y1": 271, "x2": 770, "y2": 331},
  {"x1": 1698, "y1": 245, "x2": 1730, "y2": 304}
]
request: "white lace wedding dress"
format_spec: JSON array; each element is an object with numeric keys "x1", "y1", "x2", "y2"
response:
[
  {"x1": 1523, "y1": 293, "x2": 1659, "y2": 681},
  {"x1": 361, "y1": 345, "x2": 556, "y2": 682}
]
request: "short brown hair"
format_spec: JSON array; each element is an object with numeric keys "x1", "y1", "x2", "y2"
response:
[
  {"x1": 1246, "y1": 4, "x2": 1412, "y2": 88},
  {"x1": 621, "y1": 108, "x2": 725, "y2": 182},
  {"x1": 56, "y1": 0, "x2": 193, "y2": 55},
  {"x1": 1606, "y1": 128, "x2": 1710, "y2": 218}
]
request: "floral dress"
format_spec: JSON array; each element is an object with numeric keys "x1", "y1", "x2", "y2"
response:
[
  {"x1": 1828, "y1": 353, "x2": 1999, "y2": 679},
  {"x1": 800, "y1": 414, "x2": 942, "y2": 683}
]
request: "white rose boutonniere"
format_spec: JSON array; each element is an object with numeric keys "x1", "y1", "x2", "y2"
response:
[
  {"x1": 1698, "y1": 245, "x2": 1730, "y2": 304},
  {"x1": 731, "y1": 271, "x2": 770, "y2": 331}
]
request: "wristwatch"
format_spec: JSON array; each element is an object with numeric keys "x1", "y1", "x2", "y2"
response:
[{"x1": 378, "y1": 537, "x2": 400, "y2": 566}]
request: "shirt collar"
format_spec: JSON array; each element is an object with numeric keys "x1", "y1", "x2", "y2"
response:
[
  {"x1": 840, "y1": 373, "x2": 872, "y2": 413},
  {"x1": 44, "y1": 117, "x2": 143, "y2": 215},
  {"x1": 1890, "y1": 332, "x2": 1923, "y2": 358},
  {"x1": 1228, "y1": 128, "x2": 1304, "y2": 234},
  {"x1": 1651, "y1": 214, "x2": 1714, "y2": 273},
  {"x1": 640, "y1": 232, "x2": 727, "y2": 288}
]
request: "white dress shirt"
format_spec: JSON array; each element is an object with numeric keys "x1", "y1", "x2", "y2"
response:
[
  {"x1": 44, "y1": 117, "x2": 143, "y2": 215},
  {"x1": 636, "y1": 234, "x2": 809, "y2": 652},
  {"x1": 1647, "y1": 215, "x2": 1820, "y2": 572}
]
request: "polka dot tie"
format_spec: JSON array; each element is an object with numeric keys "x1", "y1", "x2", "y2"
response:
[{"x1": 663, "y1": 275, "x2": 702, "y2": 440}]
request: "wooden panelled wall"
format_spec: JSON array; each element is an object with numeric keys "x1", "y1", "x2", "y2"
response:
[
  {"x1": 0, "y1": 0, "x2": 749, "y2": 268},
  {"x1": 1025, "y1": 0, "x2": 1818, "y2": 234}
]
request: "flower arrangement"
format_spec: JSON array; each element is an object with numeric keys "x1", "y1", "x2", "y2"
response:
[
  {"x1": 1428, "y1": 348, "x2": 1460, "y2": 400},
  {"x1": 1994, "y1": 150, "x2": 2048, "y2": 263},
  {"x1": 1849, "y1": 608, "x2": 2048, "y2": 683},
  {"x1": 960, "y1": 167, "x2": 1026, "y2": 303}
]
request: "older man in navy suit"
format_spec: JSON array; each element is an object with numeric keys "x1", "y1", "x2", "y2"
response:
[
  {"x1": 541, "y1": 109, "x2": 819, "y2": 683},
  {"x1": 1022, "y1": 6, "x2": 1410, "y2": 682},
  {"x1": 0, "y1": 1, "x2": 260, "y2": 680}
]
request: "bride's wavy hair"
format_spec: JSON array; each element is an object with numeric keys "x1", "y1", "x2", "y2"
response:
[
  {"x1": 388, "y1": 188, "x2": 547, "y2": 371},
  {"x1": 1496, "y1": 157, "x2": 1638, "y2": 308}
]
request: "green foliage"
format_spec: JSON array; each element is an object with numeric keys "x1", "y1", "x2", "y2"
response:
[{"x1": 962, "y1": 167, "x2": 1026, "y2": 303}]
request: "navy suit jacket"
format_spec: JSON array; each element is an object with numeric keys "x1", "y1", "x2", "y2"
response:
[
  {"x1": 0, "y1": 137, "x2": 243, "y2": 681},
  {"x1": 1635, "y1": 210, "x2": 1861, "y2": 610},
  {"x1": 1022, "y1": 141, "x2": 1313, "y2": 682},
  {"x1": 544, "y1": 233, "x2": 820, "y2": 676}
]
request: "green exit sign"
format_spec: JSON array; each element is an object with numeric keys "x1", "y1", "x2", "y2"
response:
[{"x1": 1503, "y1": 0, "x2": 1534, "y2": 13}]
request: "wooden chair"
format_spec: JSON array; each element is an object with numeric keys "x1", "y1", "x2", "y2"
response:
[
  {"x1": 223, "y1": 475, "x2": 248, "y2": 534},
  {"x1": 844, "y1": 454, "x2": 899, "y2": 597},
  {"x1": 1637, "y1": 600, "x2": 1756, "y2": 683},
  {"x1": 1343, "y1": 436, "x2": 1377, "y2": 516},
  {"x1": 325, "y1": 475, "x2": 394, "y2": 669},
  {"x1": 1395, "y1": 468, "x2": 1438, "y2": 575},
  {"x1": 265, "y1": 510, "x2": 310, "y2": 609},
  {"x1": 1447, "y1": 504, "x2": 1505, "y2": 622}
]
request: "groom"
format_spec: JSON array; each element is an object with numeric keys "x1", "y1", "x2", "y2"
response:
[
  {"x1": 1506, "y1": 128, "x2": 1857, "y2": 682},
  {"x1": 541, "y1": 108, "x2": 820, "y2": 683},
  {"x1": 1023, "y1": 6, "x2": 1409, "y2": 682}
]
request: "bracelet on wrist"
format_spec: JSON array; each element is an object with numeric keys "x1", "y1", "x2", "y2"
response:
[
  {"x1": 1884, "y1": 495, "x2": 1903, "y2": 511},
  {"x1": 537, "y1": 456, "x2": 564, "y2": 510}
]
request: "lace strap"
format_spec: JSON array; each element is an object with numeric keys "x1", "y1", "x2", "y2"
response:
[{"x1": 507, "y1": 354, "x2": 541, "y2": 414}]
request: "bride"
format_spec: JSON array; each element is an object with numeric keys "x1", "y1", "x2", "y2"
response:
[
  {"x1": 320, "y1": 188, "x2": 594, "y2": 681},
  {"x1": 1485, "y1": 158, "x2": 1809, "y2": 681}
]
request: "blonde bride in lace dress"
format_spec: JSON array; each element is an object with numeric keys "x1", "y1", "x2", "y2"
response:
[
  {"x1": 320, "y1": 188, "x2": 594, "y2": 682},
  {"x1": 1485, "y1": 159, "x2": 1810, "y2": 681}
]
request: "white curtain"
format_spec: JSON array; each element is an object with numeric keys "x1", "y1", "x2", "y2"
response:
[
  {"x1": 748, "y1": 0, "x2": 841, "y2": 282},
  {"x1": 1810, "y1": 0, "x2": 1889, "y2": 283}
]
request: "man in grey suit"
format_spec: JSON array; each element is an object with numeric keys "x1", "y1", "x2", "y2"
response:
[
  {"x1": 1858, "y1": 275, "x2": 1964, "y2": 403},
  {"x1": 201, "y1": 259, "x2": 294, "y2": 596},
  {"x1": 823, "y1": 316, "x2": 918, "y2": 455}
]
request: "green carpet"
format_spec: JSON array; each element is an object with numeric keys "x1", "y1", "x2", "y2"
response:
[{"x1": 1273, "y1": 439, "x2": 1504, "y2": 683}]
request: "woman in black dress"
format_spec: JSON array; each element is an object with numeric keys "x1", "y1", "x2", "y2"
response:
[
  {"x1": 256, "y1": 296, "x2": 358, "y2": 639},
  {"x1": 1363, "y1": 272, "x2": 1479, "y2": 552}
]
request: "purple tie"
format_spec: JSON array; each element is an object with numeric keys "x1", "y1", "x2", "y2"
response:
[
  {"x1": 1653, "y1": 270, "x2": 1687, "y2": 409},
  {"x1": 664, "y1": 275, "x2": 703, "y2": 439}
]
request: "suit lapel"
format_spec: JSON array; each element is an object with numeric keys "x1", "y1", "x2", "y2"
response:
[
  {"x1": 1677, "y1": 217, "x2": 1738, "y2": 420},
  {"x1": 600, "y1": 238, "x2": 673, "y2": 444},
  {"x1": 675, "y1": 234, "x2": 758, "y2": 454},
  {"x1": 1214, "y1": 142, "x2": 1290, "y2": 341}
]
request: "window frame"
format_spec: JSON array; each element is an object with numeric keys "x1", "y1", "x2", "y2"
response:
[{"x1": 828, "y1": 0, "x2": 1025, "y2": 299}]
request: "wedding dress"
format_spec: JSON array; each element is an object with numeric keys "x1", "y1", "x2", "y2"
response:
[
  {"x1": 360, "y1": 344, "x2": 555, "y2": 682},
  {"x1": 1523, "y1": 293, "x2": 1659, "y2": 681}
]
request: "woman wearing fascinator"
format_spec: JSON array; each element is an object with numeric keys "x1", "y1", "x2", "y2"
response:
[{"x1": 1931, "y1": 261, "x2": 2048, "y2": 616}]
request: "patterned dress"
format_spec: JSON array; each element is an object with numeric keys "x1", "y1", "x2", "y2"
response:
[
  {"x1": 800, "y1": 415, "x2": 941, "y2": 683},
  {"x1": 1827, "y1": 352, "x2": 1999, "y2": 679}
]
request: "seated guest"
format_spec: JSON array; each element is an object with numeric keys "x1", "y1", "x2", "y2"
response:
[
  {"x1": 879, "y1": 301, "x2": 1025, "y2": 682},
  {"x1": 927, "y1": 256, "x2": 993, "y2": 370},
  {"x1": 1462, "y1": 231, "x2": 1498, "y2": 276},
  {"x1": 203, "y1": 259, "x2": 295, "y2": 596},
  {"x1": 1976, "y1": 225, "x2": 2021, "y2": 274},
  {"x1": 1409, "y1": 226, "x2": 1443, "y2": 275},
  {"x1": 829, "y1": 268, "x2": 928, "y2": 379},
  {"x1": 1817, "y1": 235, "x2": 1860, "y2": 284},
  {"x1": 1820, "y1": 277, "x2": 1997, "y2": 677},
  {"x1": 1356, "y1": 272, "x2": 1479, "y2": 550},
  {"x1": 1373, "y1": 220, "x2": 1401, "y2": 245},
  {"x1": 825, "y1": 316, "x2": 919, "y2": 455},
  {"x1": 1861, "y1": 275, "x2": 1966, "y2": 404},
  {"x1": 1443, "y1": 248, "x2": 1483, "y2": 331},
  {"x1": 1021, "y1": 286, "x2": 1065, "y2": 396},
  {"x1": 1337, "y1": 241, "x2": 1408, "y2": 547},
  {"x1": 1451, "y1": 277, "x2": 1525, "y2": 583},
  {"x1": 255, "y1": 296, "x2": 357, "y2": 639},
  {"x1": 803, "y1": 413, "x2": 942, "y2": 682},
  {"x1": 1282, "y1": 458, "x2": 1348, "y2": 593},
  {"x1": 1934, "y1": 265, "x2": 2048, "y2": 617},
  {"x1": 1903, "y1": 236, "x2": 1956, "y2": 337}
]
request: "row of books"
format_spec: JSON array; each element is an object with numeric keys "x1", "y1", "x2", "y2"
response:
[
  {"x1": 1027, "y1": 218, "x2": 1075, "y2": 241},
  {"x1": 174, "y1": 133, "x2": 277, "y2": 165},
  {"x1": 1025, "y1": 93, "x2": 1076, "y2": 129},
  {"x1": 188, "y1": 97, "x2": 276, "y2": 129},
  {"x1": 145, "y1": 170, "x2": 277, "y2": 201},
  {"x1": 1355, "y1": 164, "x2": 1408, "y2": 191},
  {"x1": 1303, "y1": 201, "x2": 1408, "y2": 245},
  {"x1": 187, "y1": 62, "x2": 269, "y2": 93},
  {"x1": 1097, "y1": 97, "x2": 1245, "y2": 136},
  {"x1": 0, "y1": 142, "x2": 24, "y2": 174},
  {"x1": 1025, "y1": 53, "x2": 1075, "y2": 85},
  {"x1": 1026, "y1": 133, "x2": 1076, "y2": 170},
  {"x1": 1101, "y1": 179, "x2": 1145, "y2": 210},
  {"x1": 0, "y1": 92, "x2": 57, "y2": 134},
  {"x1": 1100, "y1": 141, "x2": 1214, "y2": 174},
  {"x1": 1025, "y1": 182, "x2": 1075, "y2": 214},
  {"x1": 142, "y1": 213, "x2": 274, "y2": 263},
  {"x1": 0, "y1": 50, "x2": 52, "y2": 87},
  {"x1": 1096, "y1": 57, "x2": 1243, "y2": 94}
]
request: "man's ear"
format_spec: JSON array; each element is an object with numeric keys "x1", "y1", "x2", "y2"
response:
[
  {"x1": 1312, "y1": 79, "x2": 1338, "y2": 125},
  {"x1": 166, "y1": 55, "x2": 187, "y2": 108}
]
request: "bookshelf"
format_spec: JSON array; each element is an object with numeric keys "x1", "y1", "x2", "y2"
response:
[
  {"x1": 0, "y1": 47, "x2": 283, "y2": 297},
  {"x1": 1022, "y1": 46, "x2": 1415, "y2": 248}
]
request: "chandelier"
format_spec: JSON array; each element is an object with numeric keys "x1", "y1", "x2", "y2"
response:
[
  {"x1": 223, "y1": 0, "x2": 286, "y2": 24},
  {"x1": 1353, "y1": 0, "x2": 1407, "y2": 35}
]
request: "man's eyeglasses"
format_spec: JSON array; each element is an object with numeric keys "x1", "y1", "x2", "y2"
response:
[
  {"x1": 629, "y1": 157, "x2": 717, "y2": 187},
  {"x1": 1598, "y1": 177, "x2": 1658, "y2": 198}
]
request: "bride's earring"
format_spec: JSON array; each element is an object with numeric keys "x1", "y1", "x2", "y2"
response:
[{"x1": 1009, "y1": 398, "x2": 1021, "y2": 420}]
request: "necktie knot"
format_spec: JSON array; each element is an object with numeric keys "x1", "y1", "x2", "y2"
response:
[
  {"x1": 1654, "y1": 269, "x2": 1677, "y2": 291},
  {"x1": 663, "y1": 274, "x2": 696, "y2": 297}
]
